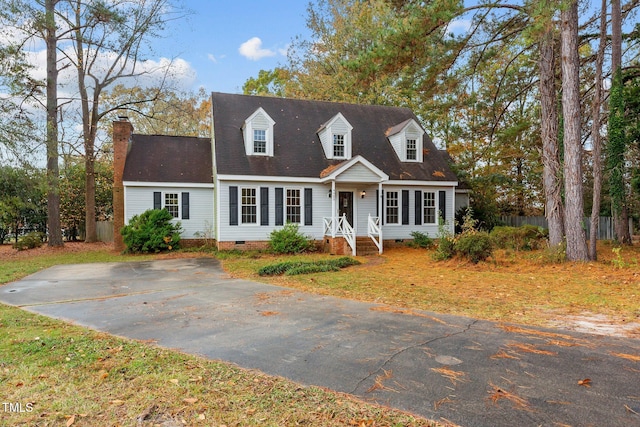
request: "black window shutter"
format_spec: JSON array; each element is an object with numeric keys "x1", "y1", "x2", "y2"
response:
[
  {"x1": 415, "y1": 190, "x2": 422, "y2": 225},
  {"x1": 181, "y1": 192, "x2": 190, "y2": 219},
  {"x1": 402, "y1": 190, "x2": 409, "y2": 225},
  {"x1": 153, "y1": 192, "x2": 161, "y2": 210},
  {"x1": 260, "y1": 187, "x2": 269, "y2": 226},
  {"x1": 304, "y1": 188, "x2": 313, "y2": 226},
  {"x1": 229, "y1": 186, "x2": 238, "y2": 226},
  {"x1": 439, "y1": 190, "x2": 446, "y2": 221},
  {"x1": 275, "y1": 188, "x2": 284, "y2": 226}
]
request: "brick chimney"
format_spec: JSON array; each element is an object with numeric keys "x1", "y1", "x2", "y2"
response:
[{"x1": 113, "y1": 117, "x2": 133, "y2": 252}]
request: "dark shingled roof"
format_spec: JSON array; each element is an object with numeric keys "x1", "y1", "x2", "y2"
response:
[
  {"x1": 123, "y1": 134, "x2": 213, "y2": 183},
  {"x1": 212, "y1": 92, "x2": 458, "y2": 182}
]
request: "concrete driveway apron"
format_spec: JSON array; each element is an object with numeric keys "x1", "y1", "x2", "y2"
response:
[{"x1": 1, "y1": 257, "x2": 639, "y2": 427}]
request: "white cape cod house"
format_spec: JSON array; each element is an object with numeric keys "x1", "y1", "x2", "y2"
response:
[{"x1": 113, "y1": 92, "x2": 461, "y2": 255}]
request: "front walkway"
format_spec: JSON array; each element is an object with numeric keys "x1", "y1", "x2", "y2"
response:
[{"x1": 1, "y1": 258, "x2": 639, "y2": 427}]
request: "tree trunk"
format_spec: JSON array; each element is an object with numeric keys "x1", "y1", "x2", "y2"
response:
[
  {"x1": 45, "y1": 0, "x2": 63, "y2": 247},
  {"x1": 589, "y1": 0, "x2": 607, "y2": 260},
  {"x1": 539, "y1": 26, "x2": 564, "y2": 247},
  {"x1": 74, "y1": 5, "x2": 97, "y2": 243},
  {"x1": 561, "y1": 0, "x2": 588, "y2": 261}
]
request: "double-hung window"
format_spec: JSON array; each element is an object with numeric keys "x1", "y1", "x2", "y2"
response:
[
  {"x1": 423, "y1": 191, "x2": 436, "y2": 224},
  {"x1": 165, "y1": 193, "x2": 179, "y2": 218},
  {"x1": 241, "y1": 188, "x2": 257, "y2": 224},
  {"x1": 386, "y1": 191, "x2": 399, "y2": 224},
  {"x1": 333, "y1": 134, "x2": 345, "y2": 158},
  {"x1": 253, "y1": 129, "x2": 267, "y2": 154},
  {"x1": 406, "y1": 139, "x2": 417, "y2": 160},
  {"x1": 286, "y1": 189, "x2": 301, "y2": 223}
]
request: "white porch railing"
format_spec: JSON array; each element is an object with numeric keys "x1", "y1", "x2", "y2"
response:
[
  {"x1": 367, "y1": 214, "x2": 383, "y2": 254},
  {"x1": 323, "y1": 214, "x2": 356, "y2": 256}
]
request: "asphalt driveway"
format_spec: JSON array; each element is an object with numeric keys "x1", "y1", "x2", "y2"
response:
[{"x1": 2, "y1": 257, "x2": 639, "y2": 427}]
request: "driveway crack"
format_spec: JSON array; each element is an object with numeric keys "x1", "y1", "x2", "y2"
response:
[{"x1": 349, "y1": 319, "x2": 480, "y2": 394}]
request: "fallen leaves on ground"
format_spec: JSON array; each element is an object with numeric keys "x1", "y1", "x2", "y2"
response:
[{"x1": 487, "y1": 383, "x2": 531, "y2": 411}]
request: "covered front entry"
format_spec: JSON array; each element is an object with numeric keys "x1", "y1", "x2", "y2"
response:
[{"x1": 321, "y1": 155, "x2": 389, "y2": 256}]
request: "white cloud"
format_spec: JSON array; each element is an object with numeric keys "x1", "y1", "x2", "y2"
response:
[
  {"x1": 207, "y1": 53, "x2": 217, "y2": 63},
  {"x1": 239, "y1": 37, "x2": 276, "y2": 61},
  {"x1": 278, "y1": 43, "x2": 291, "y2": 57},
  {"x1": 445, "y1": 19, "x2": 472, "y2": 36}
]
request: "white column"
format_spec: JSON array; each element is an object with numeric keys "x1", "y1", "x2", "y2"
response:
[{"x1": 331, "y1": 180, "x2": 336, "y2": 237}]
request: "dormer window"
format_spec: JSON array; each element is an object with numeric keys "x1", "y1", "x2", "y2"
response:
[
  {"x1": 253, "y1": 129, "x2": 267, "y2": 154},
  {"x1": 406, "y1": 139, "x2": 417, "y2": 160},
  {"x1": 333, "y1": 134, "x2": 345, "y2": 158},
  {"x1": 386, "y1": 118, "x2": 425, "y2": 162},
  {"x1": 318, "y1": 113, "x2": 353, "y2": 160},
  {"x1": 242, "y1": 107, "x2": 275, "y2": 156}
]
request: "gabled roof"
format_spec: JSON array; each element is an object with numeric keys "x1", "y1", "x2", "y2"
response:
[
  {"x1": 123, "y1": 134, "x2": 213, "y2": 183},
  {"x1": 319, "y1": 155, "x2": 389, "y2": 182},
  {"x1": 211, "y1": 92, "x2": 458, "y2": 182}
]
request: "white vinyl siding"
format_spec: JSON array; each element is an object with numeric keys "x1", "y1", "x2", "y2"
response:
[
  {"x1": 242, "y1": 107, "x2": 275, "y2": 156},
  {"x1": 217, "y1": 180, "x2": 330, "y2": 243},
  {"x1": 387, "y1": 119, "x2": 424, "y2": 162},
  {"x1": 124, "y1": 185, "x2": 214, "y2": 239},
  {"x1": 318, "y1": 113, "x2": 353, "y2": 160},
  {"x1": 334, "y1": 163, "x2": 383, "y2": 183}
]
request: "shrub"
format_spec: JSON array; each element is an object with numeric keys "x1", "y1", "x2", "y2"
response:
[
  {"x1": 329, "y1": 257, "x2": 361, "y2": 268},
  {"x1": 121, "y1": 209, "x2": 182, "y2": 253},
  {"x1": 258, "y1": 261, "x2": 305, "y2": 276},
  {"x1": 13, "y1": 232, "x2": 45, "y2": 251},
  {"x1": 433, "y1": 237, "x2": 455, "y2": 261},
  {"x1": 285, "y1": 264, "x2": 340, "y2": 275},
  {"x1": 455, "y1": 232, "x2": 493, "y2": 264},
  {"x1": 258, "y1": 257, "x2": 360, "y2": 276},
  {"x1": 268, "y1": 223, "x2": 315, "y2": 254},
  {"x1": 408, "y1": 231, "x2": 434, "y2": 249},
  {"x1": 490, "y1": 225, "x2": 548, "y2": 251},
  {"x1": 432, "y1": 218, "x2": 456, "y2": 261}
]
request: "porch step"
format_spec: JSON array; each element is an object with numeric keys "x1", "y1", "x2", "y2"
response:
[{"x1": 355, "y1": 237, "x2": 380, "y2": 256}]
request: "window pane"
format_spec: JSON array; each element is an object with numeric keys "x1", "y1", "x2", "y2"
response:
[
  {"x1": 386, "y1": 191, "x2": 399, "y2": 224},
  {"x1": 165, "y1": 193, "x2": 179, "y2": 218},
  {"x1": 333, "y1": 134, "x2": 345, "y2": 157},
  {"x1": 406, "y1": 138, "x2": 417, "y2": 160},
  {"x1": 241, "y1": 188, "x2": 257, "y2": 224},
  {"x1": 253, "y1": 129, "x2": 266, "y2": 153},
  {"x1": 286, "y1": 189, "x2": 301, "y2": 223},
  {"x1": 423, "y1": 192, "x2": 436, "y2": 223}
]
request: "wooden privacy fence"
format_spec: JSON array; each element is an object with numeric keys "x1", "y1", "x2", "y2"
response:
[
  {"x1": 96, "y1": 221, "x2": 114, "y2": 242},
  {"x1": 499, "y1": 216, "x2": 632, "y2": 240}
]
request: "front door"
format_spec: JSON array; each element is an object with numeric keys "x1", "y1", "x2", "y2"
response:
[{"x1": 338, "y1": 191, "x2": 354, "y2": 226}]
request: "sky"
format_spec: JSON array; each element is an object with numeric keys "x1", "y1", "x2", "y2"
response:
[{"x1": 160, "y1": 0, "x2": 312, "y2": 94}]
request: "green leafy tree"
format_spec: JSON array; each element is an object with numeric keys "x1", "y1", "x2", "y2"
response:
[
  {"x1": 102, "y1": 86, "x2": 211, "y2": 138},
  {"x1": 0, "y1": 166, "x2": 47, "y2": 243},
  {"x1": 59, "y1": 156, "x2": 113, "y2": 241},
  {"x1": 242, "y1": 68, "x2": 291, "y2": 97}
]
